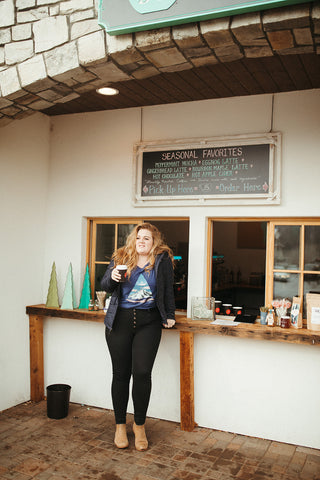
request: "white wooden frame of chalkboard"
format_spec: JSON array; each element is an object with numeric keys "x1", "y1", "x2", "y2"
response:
[{"x1": 133, "y1": 132, "x2": 281, "y2": 206}]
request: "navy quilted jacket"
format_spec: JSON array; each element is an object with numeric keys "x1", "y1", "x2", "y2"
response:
[{"x1": 101, "y1": 252, "x2": 175, "y2": 331}]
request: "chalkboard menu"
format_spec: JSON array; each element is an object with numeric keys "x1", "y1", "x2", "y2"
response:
[
  {"x1": 141, "y1": 144, "x2": 269, "y2": 198},
  {"x1": 133, "y1": 134, "x2": 281, "y2": 205}
]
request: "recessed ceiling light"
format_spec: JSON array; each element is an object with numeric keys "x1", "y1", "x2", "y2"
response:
[{"x1": 96, "y1": 87, "x2": 119, "y2": 96}]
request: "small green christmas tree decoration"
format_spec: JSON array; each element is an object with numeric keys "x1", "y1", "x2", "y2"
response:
[
  {"x1": 61, "y1": 263, "x2": 76, "y2": 310},
  {"x1": 79, "y1": 263, "x2": 91, "y2": 309},
  {"x1": 46, "y1": 262, "x2": 59, "y2": 308}
]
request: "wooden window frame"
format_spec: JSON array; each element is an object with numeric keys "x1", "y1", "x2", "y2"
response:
[
  {"x1": 87, "y1": 218, "x2": 141, "y2": 295},
  {"x1": 86, "y1": 216, "x2": 189, "y2": 299},
  {"x1": 207, "y1": 218, "x2": 320, "y2": 323},
  {"x1": 267, "y1": 219, "x2": 320, "y2": 323}
]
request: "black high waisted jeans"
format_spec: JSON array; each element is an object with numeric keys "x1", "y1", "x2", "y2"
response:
[{"x1": 105, "y1": 307, "x2": 162, "y2": 425}]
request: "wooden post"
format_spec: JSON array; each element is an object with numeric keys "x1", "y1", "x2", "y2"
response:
[
  {"x1": 180, "y1": 331, "x2": 195, "y2": 431},
  {"x1": 29, "y1": 315, "x2": 44, "y2": 402}
]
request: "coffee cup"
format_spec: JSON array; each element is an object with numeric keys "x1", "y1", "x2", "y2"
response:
[
  {"x1": 117, "y1": 265, "x2": 127, "y2": 282},
  {"x1": 222, "y1": 303, "x2": 232, "y2": 315},
  {"x1": 233, "y1": 306, "x2": 243, "y2": 316},
  {"x1": 215, "y1": 300, "x2": 222, "y2": 314}
]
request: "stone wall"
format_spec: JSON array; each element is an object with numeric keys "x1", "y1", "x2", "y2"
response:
[{"x1": 0, "y1": 0, "x2": 319, "y2": 127}]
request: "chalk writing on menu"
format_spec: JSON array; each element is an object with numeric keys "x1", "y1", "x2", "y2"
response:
[{"x1": 141, "y1": 144, "x2": 270, "y2": 197}]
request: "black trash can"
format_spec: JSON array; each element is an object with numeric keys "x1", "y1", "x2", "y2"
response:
[{"x1": 46, "y1": 384, "x2": 71, "y2": 419}]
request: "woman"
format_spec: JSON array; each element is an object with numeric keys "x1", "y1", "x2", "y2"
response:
[{"x1": 101, "y1": 222, "x2": 175, "y2": 451}]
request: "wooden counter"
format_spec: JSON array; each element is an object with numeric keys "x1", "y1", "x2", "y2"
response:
[
  {"x1": 174, "y1": 317, "x2": 320, "y2": 346},
  {"x1": 26, "y1": 304, "x2": 320, "y2": 431}
]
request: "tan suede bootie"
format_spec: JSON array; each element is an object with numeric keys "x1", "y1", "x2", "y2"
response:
[
  {"x1": 133, "y1": 422, "x2": 148, "y2": 451},
  {"x1": 114, "y1": 424, "x2": 129, "y2": 449}
]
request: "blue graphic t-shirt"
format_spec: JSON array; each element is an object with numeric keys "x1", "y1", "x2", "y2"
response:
[{"x1": 119, "y1": 265, "x2": 156, "y2": 309}]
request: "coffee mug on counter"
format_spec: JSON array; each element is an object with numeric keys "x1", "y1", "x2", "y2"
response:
[
  {"x1": 232, "y1": 306, "x2": 243, "y2": 316},
  {"x1": 215, "y1": 300, "x2": 222, "y2": 314},
  {"x1": 222, "y1": 303, "x2": 232, "y2": 315}
]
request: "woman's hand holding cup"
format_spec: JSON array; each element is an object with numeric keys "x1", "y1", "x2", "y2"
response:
[{"x1": 112, "y1": 265, "x2": 127, "y2": 282}]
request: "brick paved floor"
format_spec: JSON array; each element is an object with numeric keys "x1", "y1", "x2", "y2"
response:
[{"x1": 0, "y1": 401, "x2": 320, "y2": 480}]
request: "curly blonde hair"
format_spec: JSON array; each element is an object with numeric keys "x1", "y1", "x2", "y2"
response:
[{"x1": 112, "y1": 222, "x2": 174, "y2": 278}]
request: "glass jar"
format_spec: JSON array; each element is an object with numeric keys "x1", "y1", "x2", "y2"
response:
[
  {"x1": 94, "y1": 299, "x2": 99, "y2": 311},
  {"x1": 88, "y1": 299, "x2": 94, "y2": 311},
  {"x1": 267, "y1": 308, "x2": 275, "y2": 326},
  {"x1": 280, "y1": 316, "x2": 291, "y2": 328},
  {"x1": 191, "y1": 297, "x2": 215, "y2": 320}
]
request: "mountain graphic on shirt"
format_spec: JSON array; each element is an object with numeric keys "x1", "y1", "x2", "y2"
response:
[{"x1": 127, "y1": 273, "x2": 153, "y2": 303}]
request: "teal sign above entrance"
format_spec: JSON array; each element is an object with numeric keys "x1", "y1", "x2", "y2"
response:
[{"x1": 99, "y1": 0, "x2": 305, "y2": 35}]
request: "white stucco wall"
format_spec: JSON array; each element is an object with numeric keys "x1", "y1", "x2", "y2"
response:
[
  {"x1": 194, "y1": 335, "x2": 320, "y2": 449},
  {"x1": 1, "y1": 89, "x2": 320, "y2": 448},
  {"x1": 0, "y1": 114, "x2": 50, "y2": 411}
]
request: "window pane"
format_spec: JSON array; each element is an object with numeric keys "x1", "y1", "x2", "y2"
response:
[
  {"x1": 211, "y1": 221, "x2": 266, "y2": 316},
  {"x1": 96, "y1": 224, "x2": 115, "y2": 262},
  {"x1": 95, "y1": 263, "x2": 109, "y2": 292},
  {"x1": 303, "y1": 274, "x2": 320, "y2": 317},
  {"x1": 273, "y1": 273, "x2": 299, "y2": 301},
  {"x1": 304, "y1": 226, "x2": 320, "y2": 271},
  {"x1": 304, "y1": 274, "x2": 320, "y2": 294},
  {"x1": 274, "y1": 225, "x2": 300, "y2": 269},
  {"x1": 118, "y1": 224, "x2": 136, "y2": 248}
]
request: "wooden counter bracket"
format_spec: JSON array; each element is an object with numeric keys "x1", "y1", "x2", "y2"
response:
[
  {"x1": 180, "y1": 331, "x2": 195, "y2": 431},
  {"x1": 29, "y1": 315, "x2": 44, "y2": 402}
]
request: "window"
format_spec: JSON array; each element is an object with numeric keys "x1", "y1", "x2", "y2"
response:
[
  {"x1": 208, "y1": 219, "x2": 320, "y2": 323},
  {"x1": 210, "y1": 220, "x2": 266, "y2": 316},
  {"x1": 87, "y1": 218, "x2": 189, "y2": 310},
  {"x1": 88, "y1": 219, "x2": 138, "y2": 293},
  {"x1": 268, "y1": 221, "x2": 320, "y2": 320}
]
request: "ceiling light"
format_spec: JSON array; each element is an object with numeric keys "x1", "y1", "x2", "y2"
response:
[{"x1": 96, "y1": 87, "x2": 119, "y2": 96}]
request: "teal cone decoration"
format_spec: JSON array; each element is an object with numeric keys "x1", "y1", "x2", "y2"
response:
[
  {"x1": 79, "y1": 264, "x2": 91, "y2": 309},
  {"x1": 46, "y1": 262, "x2": 59, "y2": 308},
  {"x1": 61, "y1": 263, "x2": 76, "y2": 310}
]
